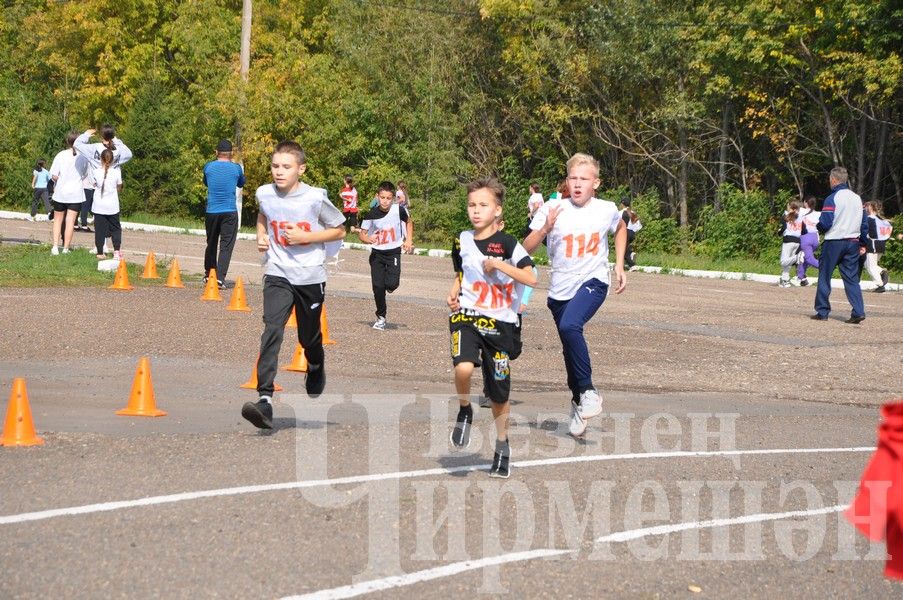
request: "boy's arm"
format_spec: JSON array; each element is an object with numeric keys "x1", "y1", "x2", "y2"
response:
[
  {"x1": 447, "y1": 276, "x2": 461, "y2": 311},
  {"x1": 403, "y1": 217, "x2": 414, "y2": 253},
  {"x1": 483, "y1": 259, "x2": 537, "y2": 287},
  {"x1": 523, "y1": 205, "x2": 561, "y2": 253},
  {"x1": 256, "y1": 212, "x2": 270, "y2": 252},
  {"x1": 612, "y1": 219, "x2": 627, "y2": 294},
  {"x1": 283, "y1": 224, "x2": 345, "y2": 245}
]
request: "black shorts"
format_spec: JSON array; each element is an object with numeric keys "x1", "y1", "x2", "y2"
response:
[
  {"x1": 52, "y1": 200, "x2": 82, "y2": 212},
  {"x1": 370, "y1": 249, "x2": 401, "y2": 292},
  {"x1": 449, "y1": 310, "x2": 518, "y2": 404}
]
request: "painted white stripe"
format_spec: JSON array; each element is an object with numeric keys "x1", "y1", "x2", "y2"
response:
[
  {"x1": 595, "y1": 504, "x2": 847, "y2": 543},
  {"x1": 0, "y1": 446, "x2": 872, "y2": 526},
  {"x1": 286, "y1": 504, "x2": 849, "y2": 599},
  {"x1": 281, "y1": 549, "x2": 570, "y2": 600}
]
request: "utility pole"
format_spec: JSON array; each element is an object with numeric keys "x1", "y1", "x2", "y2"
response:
[
  {"x1": 235, "y1": 0, "x2": 252, "y2": 228},
  {"x1": 236, "y1": 0, "x2": 252, "y2": 149}
]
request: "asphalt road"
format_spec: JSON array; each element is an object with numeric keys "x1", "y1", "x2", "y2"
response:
[{"x1": 1, "y1": 217, "x2": 902, "y2": 599}]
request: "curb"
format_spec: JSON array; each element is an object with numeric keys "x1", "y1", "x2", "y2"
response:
[{"x1": 2, "y1": 210, "x2": 896, "y2": 291}]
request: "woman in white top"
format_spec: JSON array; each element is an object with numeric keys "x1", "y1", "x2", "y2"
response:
[
  {"x1": 48, "y1": 132, "x2": 89, "y2": 254},
  {"x1": 87, "y1": 149, "x2": 124, "y2": 259},
  {"x1": 796, "y1": 196, "x2": 820, "y2": 286}
]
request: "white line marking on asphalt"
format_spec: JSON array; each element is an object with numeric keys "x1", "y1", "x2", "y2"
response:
[
  {"x1": 594, "y1": 504, "x2": 846, "y2": 543},
  {"x1": 0, "y1": 447, "x2": 872, "y2": 526},
  {"x1": 281, "y1": 549, "x2": 571, "y2": 600},
  {"x1": 286, "y1": 504, "x2": 848, "y2": 599}
]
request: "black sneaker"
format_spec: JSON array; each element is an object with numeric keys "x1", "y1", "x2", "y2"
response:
[
  {"x1": 305, "y1": 362, "x2": 325, "y2": 397},
  {"x1": 217, "y1": 279, "x2": 226, "y2": 290},
  {"x1": 845, "y1": 315, "x2": 865, "y2": 324},
  {"x1": 241, "y1": 400, "x2": 274, "y2": 429},
  {"x1": 874, "y1": 285, "x2": 886, "y2": 293},
  {"x1": 799, "y1": 278, "x2": 809, "y2": 287},
  {"x1": 489, "y1": 440, "x2": 510, "y2": 478},
  {"x1": 450, "y1": 404, "x2": 473, "y2": 449},
  {"x1": 810, "y1": 314, "x2": 828, "y2": 321}
]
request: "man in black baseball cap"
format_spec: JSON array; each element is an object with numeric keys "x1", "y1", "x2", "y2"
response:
[{"x1": 202, "y1": 139, "x2": 245, "y2": 288}]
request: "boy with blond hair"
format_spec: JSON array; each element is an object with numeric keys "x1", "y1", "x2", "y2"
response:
[
  {"x1": 523, "y1": 153, "x2": 627, "y2": 438},
  {"x1": 241, "y1": 141, "x2": 347, "y2": 429}
]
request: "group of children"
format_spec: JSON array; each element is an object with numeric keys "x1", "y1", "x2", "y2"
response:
[
  {"x1": 33, "y1": 126, "x2": 132, "y2": 258},
  {"x1": 779, "y1": 196, "x2": 893, "y2": 292},
  {"x1": 242, "y1": 145, "x2": 628, "y2": 480}
]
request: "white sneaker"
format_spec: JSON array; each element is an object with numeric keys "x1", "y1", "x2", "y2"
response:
[
  {"x1": 113, "y1": 250, "x2": 122, "y2": 261},
  {"x1": 372, "y1": 316, "x2": 387, "y2": 330},
  {"x1": 62, "y1": 248, "x2": 70, "y2": 254},
  {"x1": 478, "y1": 396, "x2": 491, "y2": 408},
  {"x1": 779, "y1": 279, "x2": 791, "y2": 288},
  {"x1": 578, "y1": 389, "x2": 603, "y2": 419},
  {"x1": 790, "y1": 277, "x2": 800, "y2": 287},
  {"x1": 50, "y1": 246, "x2": 59, "y2": 256},
  {"x1": 568, "y1": 401, "x2": 587, "y2": 438},
  {"x1": 25, "y1": 215, "x2": 34, "y2": 222}
]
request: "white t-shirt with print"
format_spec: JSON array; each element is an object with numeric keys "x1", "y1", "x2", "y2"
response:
[
  {"x1": 257, "y1": 182, "x2": 346, "y2": 285},
  {"x1": 530, "y1": 197, "x2": 621, "y2": 300},
  {"x1": 90, "y1": 167, "x2": 122, "y2": 215}
]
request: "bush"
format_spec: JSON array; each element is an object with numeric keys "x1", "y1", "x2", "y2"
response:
[
  {"x1": 882, "y1": 215, "x2": 903, "y2": 273},
  {"x1": 631, "y1": 190, "x2": 683, "y2": 253},
  {"x1": 697, "y1": 185, "x2": 786, "y2": 260}
]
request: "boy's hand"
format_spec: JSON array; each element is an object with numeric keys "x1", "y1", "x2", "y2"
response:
[
  {"x1": 403, "y1": 241, "x2": 414, "y2": 254},
  {"x1": 257, "y1": 234, "x2": 270, "y2": 252},
  {"x1": 542, "y1": 205, "x2": 563, "y2": 234},
  {"x1": 483, "y1": 258, "x2": 499, "y2": 274},
  {"x1": 613, "y1": 266, "x2": 627, "y2": 294},
  {"x1": 282, "y1": 223, "x2": 310, "y2": 245},
  {"x1": 85, "y1": 128, "x2": 96, "y2": 136},
  {"x1": 446, "y1": 291, "x2": 460, "y2": 311}
]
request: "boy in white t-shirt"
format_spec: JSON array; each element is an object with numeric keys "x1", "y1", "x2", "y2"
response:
[
  {"x1": 523, "y1": 153, "x2": 627, "y2": 438},
  {"x1": 447, "y1": 178, "x2": 537, "y2": 478},
  {"x1": 241, "y1": 141, "x2": 347, "y2": 430}
]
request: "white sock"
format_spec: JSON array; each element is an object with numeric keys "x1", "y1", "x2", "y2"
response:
[{"x1": 259, "y1": 396, "x2": 272, "y2": 404}]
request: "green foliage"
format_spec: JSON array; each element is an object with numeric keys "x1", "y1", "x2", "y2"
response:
[
  {"x1": 698, "y1": 185, "x2": 786, "y2": 260},
  {"x1": 631, "y1": 190, "x2": 684, "y2": 254},
  {"x1": 883, "y1": 215, "x2": 903, "y2": 272}
]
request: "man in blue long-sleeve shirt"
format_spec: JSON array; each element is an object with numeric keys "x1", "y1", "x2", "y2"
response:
[
  {"x1": 811, "y1": 167, "x2": 868, "y2": 323},
  {"x1": 203, "y1": 139, "x2": 246, "y2": 288}
]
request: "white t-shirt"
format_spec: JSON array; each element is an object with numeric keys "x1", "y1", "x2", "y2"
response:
[
  {"x1": 528, "y1": 192, "x2": 544, "y2": 215},
  {"x1": 801, "y1": 209, "x2": 820, "y2": 237},
  {"x1": 360, "y1": 204, "x2": 407, "y2": 251},
  {"x1": 530, "y1": 197, "x2": 622, "y2": 300},
  {"x1": 456, "y1": 230, "x2": 531, "y2": 324},
  {"x1": 257, "y1": 182, "x2": 346, "y2": 285},
  {"x1": 90, "y1": 166, "x2": 122, "y2": 215},
  {"x1": 49, "y1": 149, "x2": 89, "y2": 204}
]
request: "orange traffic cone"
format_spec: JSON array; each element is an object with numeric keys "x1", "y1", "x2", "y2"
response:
[
  {"x1": 321, "y1": 305, "x2": 337, "y2": 345},
  {"x1": 109, "y1": 257, "x2": 134, "y2": 291},
  {"x1": 164, "y1": 258, "x2": 185, "y2": 288},
  {"x1": 281, "y1": 343, "x2": 308, "y2": 372},
  {"x1": 141, "y1": 252, "x2": 159, "y2": 279},
  {"x1": 201, "y1": 268, "x2": 222, "y2": 301},
  {"x1": 240, "y1": 357, "x2": 283, "y2": 390},
  {"x1": 116, "y1": 357, "x2": 167, "y2": 417},
  {"x1": 1, "y1": 378, "x2": 44, "y2": 446},
  {"x1": 286, "y1": 307, "x2": 297, "y2": 328},
  {"x1": 227, "y1": 277, "x2": 251, "y2": 312}
]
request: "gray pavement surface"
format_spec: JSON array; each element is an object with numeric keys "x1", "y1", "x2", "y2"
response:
[{"x1": 1, "y1": 217, "x2": 902, "y2": 598}]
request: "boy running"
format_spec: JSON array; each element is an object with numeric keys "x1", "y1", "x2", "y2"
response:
[
  {"x1": 241, "y1": 141, "x2": 347, "y2": 429},
  {"x1": 523, "y1": 153, "x2": 627, "y2": 438},
  {"x1": 357, "y1": 181, "x2": 414, "y2": 330},
  {"x1": 447, "y1": 178, "x2": 537, "y2": 478},
  {"x1": 339, "y1": 175, "x2": 359, "y2": 233}
]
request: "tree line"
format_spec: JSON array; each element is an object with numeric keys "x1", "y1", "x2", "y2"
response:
[{"x1": 2, "y1": 0, "x2": 900, "y2": 251}]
